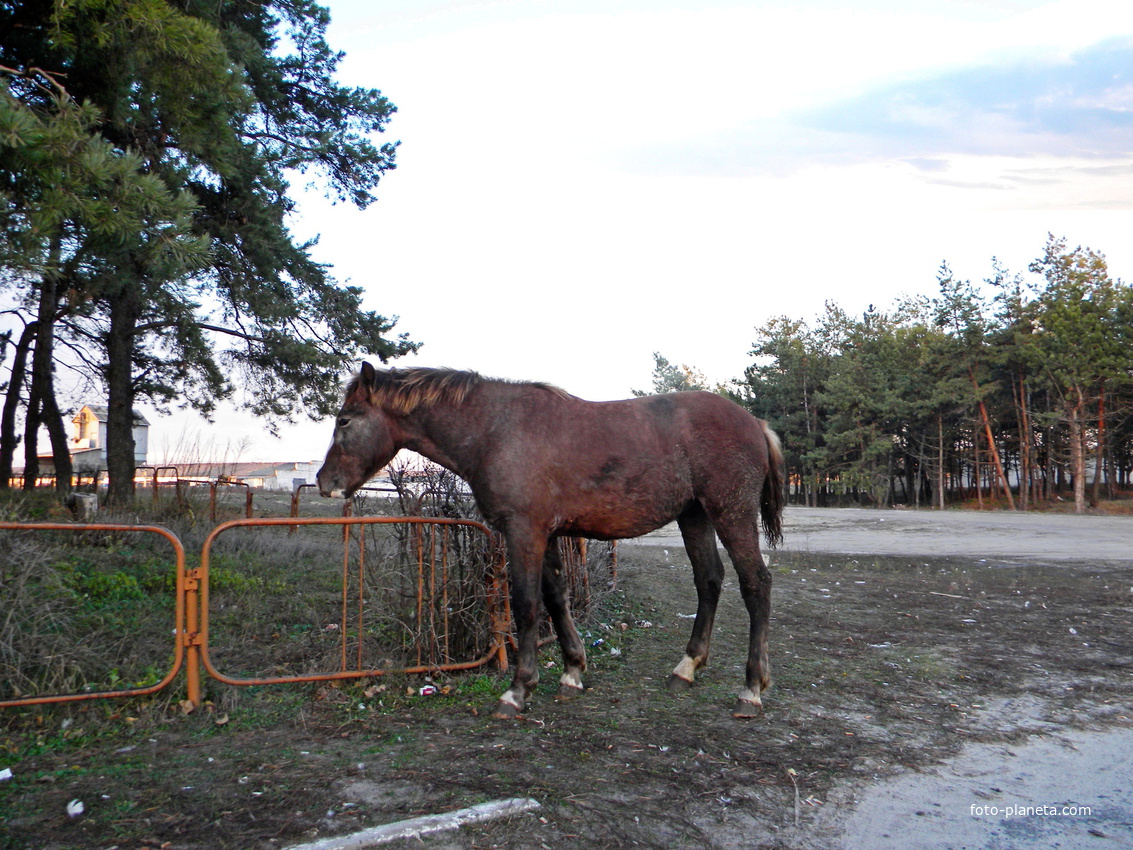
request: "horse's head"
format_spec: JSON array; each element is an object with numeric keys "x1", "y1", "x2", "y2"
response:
[{"x1": 317, "y1": 362, "x2": 399, "y2": 498}]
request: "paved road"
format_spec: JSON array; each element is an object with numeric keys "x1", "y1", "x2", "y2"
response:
[
  {"x1": 829, "y1": 726, "x2": 1133, "y2": 850},
  {"x1": 627, "y1": 506, "x2": 1133, "y2": 850},
  {"x1": 629, "y1": 506, "x2": 1133, "y2": 563}
]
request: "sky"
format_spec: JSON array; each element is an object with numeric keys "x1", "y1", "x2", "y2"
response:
[{"x1": 110, "y1": 0, "x2": 1133, "y2": 461}]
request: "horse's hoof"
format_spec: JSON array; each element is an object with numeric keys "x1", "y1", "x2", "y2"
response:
[
  {"x1": 557, "y1": 683, "x2": 584, "y2": 700},
  {"x1": 732, "y1": 697, "x2": 762, "y2": 719},
  {"x1": 558, "y1": 670, "x2": 584, "y2": 699},
  {"x1": 492, "y1": 700, "x2": 522, "y2": 719},
  {"x1": 667, "y1": 674, "x2": 693, "y2": 694}
]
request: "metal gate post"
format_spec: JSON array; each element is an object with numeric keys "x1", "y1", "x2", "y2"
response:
[{"x1": 183, "y1": 565, "x2": 204, "y2": 707}]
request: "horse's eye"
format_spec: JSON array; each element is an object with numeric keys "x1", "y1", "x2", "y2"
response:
[{"x1": 337, "y1": 417, "x2": 350, "y2": 428}]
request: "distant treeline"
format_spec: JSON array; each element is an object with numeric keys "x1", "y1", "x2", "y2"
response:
[{"x1": 737, "y1": 235, "x2": 1133, "y2": 513}]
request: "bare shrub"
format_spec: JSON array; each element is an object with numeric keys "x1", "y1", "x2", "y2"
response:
[
  {"x1": 357, "y1": 521, "x2": 500, "y2": 670},
  {"x1": 383, "y1": 457, "x2": 617, "y2": 625},
  {"x1": 385, "y1": 454, "x2": 477, "y2": 520}
]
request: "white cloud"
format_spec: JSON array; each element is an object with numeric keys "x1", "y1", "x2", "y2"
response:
[{"x1": 130, "y1": 0, "x2": 1133, "y2": 460}]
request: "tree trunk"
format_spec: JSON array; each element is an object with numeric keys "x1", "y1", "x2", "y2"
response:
[
  {"x1": 21, "y1": 385, "x2": 41, "y2": 490},
  {"x1": 1091, "y1": 386, "x2": 1105, "y2": 508},
  {"x1": 1067, "y1": 387, "x2": 1087, "y2": 513},
  {"x1": 1043, "y1": 391, "x2": 1055, "y2": 501},
  {"x1": 936, "y1": 414, "x2": 945, "y2": 509},
  {"x1": 1015, "y1": 372, "x2": 1032, "y2": 511},
  {"x1": 0, "y1": 321, "x2": 36, "y2": 488},
  {"x1": 38, "y1": 385, "x2": 73, "y2": 492},
  {"x1": 973, "y1": 423, "x2": 983, "y2": 509},
  {"x1": 803, "y1": 373, "x2": 817, "y2": 508},
  {"x1": 1105, "y1": 437, "x2": 1116, "y2": 500},
  {"x1": 970, "y1": 368, "x2": 1016, "y2": 510},
  {"x1": 28, "y1": 267, "x2": 73, "y2": 492},
  {"x1": 104, "y1": 284, "x2": 142, "y2": 505}
]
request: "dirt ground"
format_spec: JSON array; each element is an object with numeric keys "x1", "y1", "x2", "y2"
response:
[{"x1": 3, "y1": 506, "x2": 1132, "y2": 849}]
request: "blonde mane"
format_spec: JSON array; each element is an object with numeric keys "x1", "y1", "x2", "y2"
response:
[{"x1": 356, "y1": 367, "x2": 569, "y2": 414}]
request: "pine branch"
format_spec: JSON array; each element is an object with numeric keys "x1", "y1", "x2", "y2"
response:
[{"x1": 0, "y1": 64, "x2": 70, "y2": 98}]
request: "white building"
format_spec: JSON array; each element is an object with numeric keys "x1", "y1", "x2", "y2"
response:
[
  {"x1": 69, "y1": 405, "x2": 150, "y2": 471},
  {"x1": 173, "y1": 460, "x2": 323, "y2": 491}
]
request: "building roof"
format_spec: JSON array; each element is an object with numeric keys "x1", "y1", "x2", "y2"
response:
[
  {"x1": 172, "y1": 461, "x2": 318, "y2": 480},
  {"x1": 75, "y1": 405, "x2": 150, "y2": 426}
]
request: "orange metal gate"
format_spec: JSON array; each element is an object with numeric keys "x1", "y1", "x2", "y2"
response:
[
  {"x1": 192, "y1": 516, "x2": 510, "y2": 704},
  {"x1": 0, "y1": 517, "x2": 508, "y2": 711}
]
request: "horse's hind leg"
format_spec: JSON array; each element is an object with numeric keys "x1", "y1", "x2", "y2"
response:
[
  {"x1": 542, "y1": 543, "x2": 587, "y2": 697},
  {"x1": 668, "y1": 501, "x2": 726, "y2": 692},
  {"x1": 709, "y1": 506, "x2": 772, "y2": 719}
]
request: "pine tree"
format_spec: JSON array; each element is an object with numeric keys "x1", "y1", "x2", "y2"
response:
[
  {"x1": 1, "y1": 1, "x2": 416, "y2": 501},
  {"x1": 1029, "y1": 235, "x2": 1130, "y2": 513}
]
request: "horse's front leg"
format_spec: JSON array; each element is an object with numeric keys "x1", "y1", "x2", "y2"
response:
[{"x1": 494, "y1": 527, "x2": 547, "y2": 719}]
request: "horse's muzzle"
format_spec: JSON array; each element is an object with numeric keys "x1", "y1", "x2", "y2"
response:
[{"x1": 315, "y1": 470, "x2": 343, "y2": 499}]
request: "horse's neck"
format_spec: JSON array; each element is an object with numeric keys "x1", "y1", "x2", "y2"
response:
[{"x1": 399, "y1": 392, "x2": 493, "y2": 480}]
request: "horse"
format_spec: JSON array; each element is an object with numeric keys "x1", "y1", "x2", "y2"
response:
[{"x1": 317, "y1": 362, "x2": 785, "y2": 719}]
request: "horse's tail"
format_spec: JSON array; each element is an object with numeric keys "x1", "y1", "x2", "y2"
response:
[{"x1": 760, "y1": 421, "x2": 785, "y2": 548}]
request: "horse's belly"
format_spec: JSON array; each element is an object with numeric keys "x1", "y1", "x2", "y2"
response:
[{"x1": 557, "y1": 496, "x2": 686, "y2": 541}]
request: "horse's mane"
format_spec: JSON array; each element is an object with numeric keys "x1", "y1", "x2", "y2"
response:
[{"x1": 355, "y1": 366, "x2": 570, "y2": 414}]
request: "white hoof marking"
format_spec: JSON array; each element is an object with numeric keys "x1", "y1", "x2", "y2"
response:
[
  {"x1": 672, "y1": 654, "x2": 698, "y2": 682},
  {"x1": 560, "y1": 671, "x2": 583, "y2": 690},
  {"x1": 737, "y1": 687, "x2": 762, "y2": 707},
  {"x1": 499, "y1": 688, "x2": 524, "y2": 710}
]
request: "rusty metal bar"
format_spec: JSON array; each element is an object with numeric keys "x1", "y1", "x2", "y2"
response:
[
  {"x1": 289, "y1": 482, "x2": 320, "y2": 533},
  {"x1": 147, "y1": 466, "x2": 180, "y2": 508},
  {"x1": 208, "y1": 478, "x2": 253, "y2": 523},
  {"x1": 442, "y1": 525, "x2": 451, "y2": 664},
  {"x1": 184, "y1": 570, "x2": 201, "y2": 706},
  {"x1": 291, "y1": 483, "x2": 395, "y2": 525},
  {"x1": 134, "y1": 466, "x2": 157, "y2": 506},
  {"x1": 0, "y1": 522, "x2": 187, "y2": 709},
  {"x1": 340, "y1": 517, "x2": 351, "y2": 671},
  {"x1": 415, "y1": 522, "x2": 425, "y2": 668},
  {"x1": 356, "y1": 524, "x2": 366, "y2": 670},
  {"x1": 428, "y1": 523, "x2": 438, "y2": 668}
]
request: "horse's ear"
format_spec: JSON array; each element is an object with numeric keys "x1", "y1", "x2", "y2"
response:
[{"x1": 359, "y1": 361, "x2": 377, "y2": 387}]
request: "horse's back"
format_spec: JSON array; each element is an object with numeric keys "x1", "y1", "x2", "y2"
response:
[
  {"x1": 543, "y1": 390, "x2": 770, "y2": 536},
  {"x1": 620, "y1": 391, "x2": 768, "y2": 459}
]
